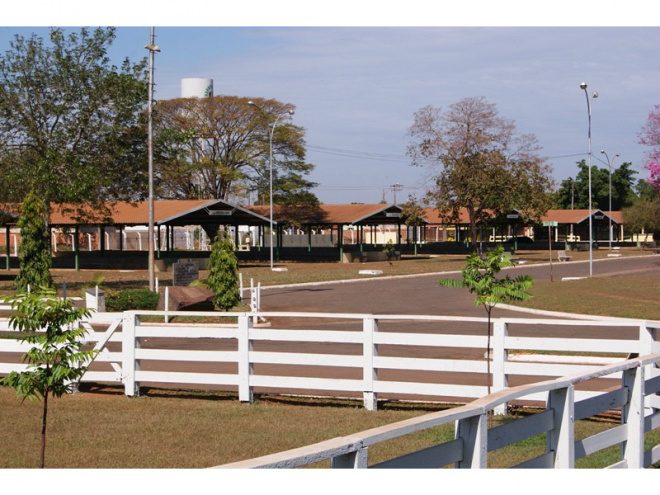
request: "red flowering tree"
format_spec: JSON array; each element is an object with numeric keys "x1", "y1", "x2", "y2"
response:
[{"x1": 639, "y1": 104, "x2": 660, "y2": 193}]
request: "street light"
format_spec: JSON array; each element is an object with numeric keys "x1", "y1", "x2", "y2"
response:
[
  {"x1": 145, "y1": 28, "x2": 160, "y2": 292},
  {"x1": 247, "y1": 101, "x2": 295, "y2": 270},
  {"x1": 600, "y1": 149, "x2": 620, "y2": 251},
  {"x1": 580, "y1": 82, "x2": 598, "y2": 277}
]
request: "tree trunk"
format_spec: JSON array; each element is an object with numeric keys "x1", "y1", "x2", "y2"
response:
[{"x1": 40, "y1": 387, "x2": 48, "y2": 469}]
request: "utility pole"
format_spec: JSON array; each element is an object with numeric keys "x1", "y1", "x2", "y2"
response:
[
  {"x1": 390, "y1": 183, "x2": 403, "y2": 205},
  {"x1": 145, "y1": 28, "x2": 160, "y2": 292}
]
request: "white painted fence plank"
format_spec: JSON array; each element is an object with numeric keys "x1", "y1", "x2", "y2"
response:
[
  {"x1": 0, "y1": 363, "x2": 27, "y2": 373},
  {"x1": 574, "y1": 388, "x2": 628, "y2": 421},
  {"x1": 250, "y1": 375, "x2": 360, "y2": 392},
  {"x1": 0, "y1": 340, "x2": 31, "y2": 352},
  {"x1": 249, "y1": 328, "x2": 363, "y2": 344},
  {"x1": 374, "y1": 356, "x2": 487, "y2": 373},
  {"x1": 134, "y1": 349, "x2": 238, "y2": 362},
  {"x1": 574, "y1": 424, "x2": 627, "y2": 459},
  {"x1": 505, "y1": 361, "x2": 623, "y2": 378},
  {"x1": 81, "y1": 371, "x2": 122, "y2": 382},
  {"x1": 135, "y1": 326, "x2": 239, "y2": 339},
  {"x1": 135, "y1": 370, "x2": 239, "y2": 386},
  {"x1": 488, "y1": 409, "x2": 554, "y2": 451},
  {"x1": 374, "y1": 380, "x2": 487, "y2": 398},
  {"x1": 374, "y1": 332, "x2": 486, "y2": 348},
  {"x1": 505, "y1": 336, "x2": 639, "y2": 354},
  {"x1": 371, "y1": 439, "x2": 463, "y2": 469},
  {"x1": 251, "y1": 351, "x2": 362, "y2": 368}
]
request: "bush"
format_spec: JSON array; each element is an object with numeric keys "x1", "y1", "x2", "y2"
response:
[
  {"x1": 106, "y1": 289, "x2": 160, "y2": 312},
  {"x1": 206, "y1": 230, "x2": 241, "y2": 311}
]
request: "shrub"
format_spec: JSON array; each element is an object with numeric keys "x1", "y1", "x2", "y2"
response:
[
  {"x1": 106, "y1": 289, "x2": 160, "y2": 312},
  {"x1": 206, "y1": 230, "x2": 241, "y2": 311}
]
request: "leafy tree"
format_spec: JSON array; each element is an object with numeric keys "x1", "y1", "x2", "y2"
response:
[
  {"x1": 1, "y1": 288, "x2": 94, "y2": 468},
  {"x1": 622, "y1": 199, "x2": 660, "y2": 243},
  {"x1": 635, "y1": 178, "x2": 658, "y2": 202},
  {"x1": 153, "y1": 95, "x2": 318, "y2": 207},
  {"x1": 206, "y1": 230, "x2": 241, "y2": 311},
  {"x1": 554, "y1": 160, "x2": 638, "y2": 210},
  {"x1": 15, "y1": 191, "x2": 54, "y2": 292},
  {"x1": 438, "y1": 245, "x2": 533, "y2": 394},
  {"x1": 400, "y1": 195, "x2": 427, "y2": 254},
  {"x1": 400, "y1": 195, "x2": 427, "y2": 228},
  {"x1": 407, "y1": 97, "x2": 552, "y2": 250},
  {"x1": 638, "y1": 104, "x2": 660, "y2": 193},
  {"x1": 0, "y1": 27, "x2": 149, "y2": 219}
]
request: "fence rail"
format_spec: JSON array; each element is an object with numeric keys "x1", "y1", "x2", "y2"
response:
[
  {"x1": 1, "y1": 311, "x2": 659, "y2": 414},
  {"x1": 217, "y1": 354, "x2": 660, "y2": 469}
]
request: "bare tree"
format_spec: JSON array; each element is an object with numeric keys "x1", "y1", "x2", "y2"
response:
[{"x1": 407, "y1": 97, "x2": 553, "y2": 249}]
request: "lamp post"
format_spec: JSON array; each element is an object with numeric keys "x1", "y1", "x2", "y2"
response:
[
  {"x1": 600, "y1": 150, "x2": 619, "y2": 251},
  {"x1": 248, "y1": 101, "x2": 295, "y2": 270},
  {"x1": 580, "y1": 82, "x2": 598, "y2": 277},
  {"x1": 145, "y1": 28, "x2": 160, "y2": 291}
]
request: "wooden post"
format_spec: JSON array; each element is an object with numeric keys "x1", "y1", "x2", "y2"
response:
[
  {"x1": 621, "y1": 365, "x2": 645, "y2": 468},
  {"x1": 363, "y1": 317, "x2": 378, "y2": 411},
  {"x1": 331, "y1": 448, "x2": 368, "y2": 468},
  {"x1": 638, "y1": 323, "x2": 660, "y2": 414},
  {"x1": 456, "y1": 414, "x2": 487, "y2": 468},
  {"x1": 238, "y1": 315, "x2": 254, "y2": 404},
  {"x1": 122, "y1": 312, "x2": 140, "y2": 396},
  {"x1": 547, "y1": 385, "x2": 575, "y2": 468},
  {"x1": 492, "y1": 320, "x2": 508, "y2": 415}
]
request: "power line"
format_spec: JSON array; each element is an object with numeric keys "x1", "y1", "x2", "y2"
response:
[{"x1": 307, "y1": 145, "x2": 409, "y2": 162}]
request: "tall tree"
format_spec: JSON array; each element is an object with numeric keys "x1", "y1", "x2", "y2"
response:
[
  {"x1": 554, "y1": 160, "x2": 638, "y2": 211},
  {"x1": 153, "y1": 95, "x2": 318, "y2": 207},
  {"x1": 14, "y1": 191, "x2": 54, "y2": 293},
  {"x1": 0, "y1": 27, "x2": 148, "y2": 219},
  {"x1": 407, "y1": 97, "x2": 552, "y2": 249}
]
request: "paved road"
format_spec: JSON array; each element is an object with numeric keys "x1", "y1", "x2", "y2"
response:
[{"x1": 260, "y1": 254, "x2": 660, "y2": 320}]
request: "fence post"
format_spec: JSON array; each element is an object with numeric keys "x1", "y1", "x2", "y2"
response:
[
  {"x1": 363, "y1": 317, "x2": 378, "y2": 411},
  {"x1": 122, "y1": 311, "x2": 140, "y2": 396},
  {"x1": 237, "y1": 314, "x2": 253, "y2": 404},
  {"x1": 331, "y1": 448, "x2": 369, "y2": 468},
  {"x1": 492, "y1": 319, "x2": 508, "y2": 415},
  {"x1": 621, "y1": 364, "x2": 645, "y2": 468},
  {"x1": 639, "y1": 323, "x2": 660, "y2": 413},
  {"x1": 546, "y1": 385, "x2": 575, "y2": 468},
  {"x1": 455, "y1": 414, "x2": 487, "y2": 468},
  {"x1": 164, "y1": 286, "x2": 169, "y2": 324}
]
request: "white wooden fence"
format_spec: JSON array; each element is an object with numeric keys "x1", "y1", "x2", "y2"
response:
[
  {"x1": 1, "y1": 311, "x2": 658, "y2": 415},
  {"x1": 218, "y1": 353, "x2": 660, "y2": 469}
]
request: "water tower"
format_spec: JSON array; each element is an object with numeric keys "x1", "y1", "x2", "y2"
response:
[{"x1": 181, "y1": 78, "x2": 213, "y2": 98}]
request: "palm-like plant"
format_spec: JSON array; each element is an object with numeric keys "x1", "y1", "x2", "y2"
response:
[{"x1": 439, "y1": 245, "x2": 533, "y2": 394}]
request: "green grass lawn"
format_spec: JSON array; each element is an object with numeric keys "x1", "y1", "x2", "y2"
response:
[
  {"x1": 520, "y1": 274, "x2": 660, "y2": 321},
  {"x1": 2, "y1": 385, "x2": 653, "y2": 469}
]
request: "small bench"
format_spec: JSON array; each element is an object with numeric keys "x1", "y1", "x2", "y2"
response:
[{"x1": 558, "y1": 250, "x2": 572, "y2": 262}]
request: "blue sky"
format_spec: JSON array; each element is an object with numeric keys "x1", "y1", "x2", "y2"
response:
[{"x1": 2, "y1": 2, "x2": 659, "y2": 205}]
